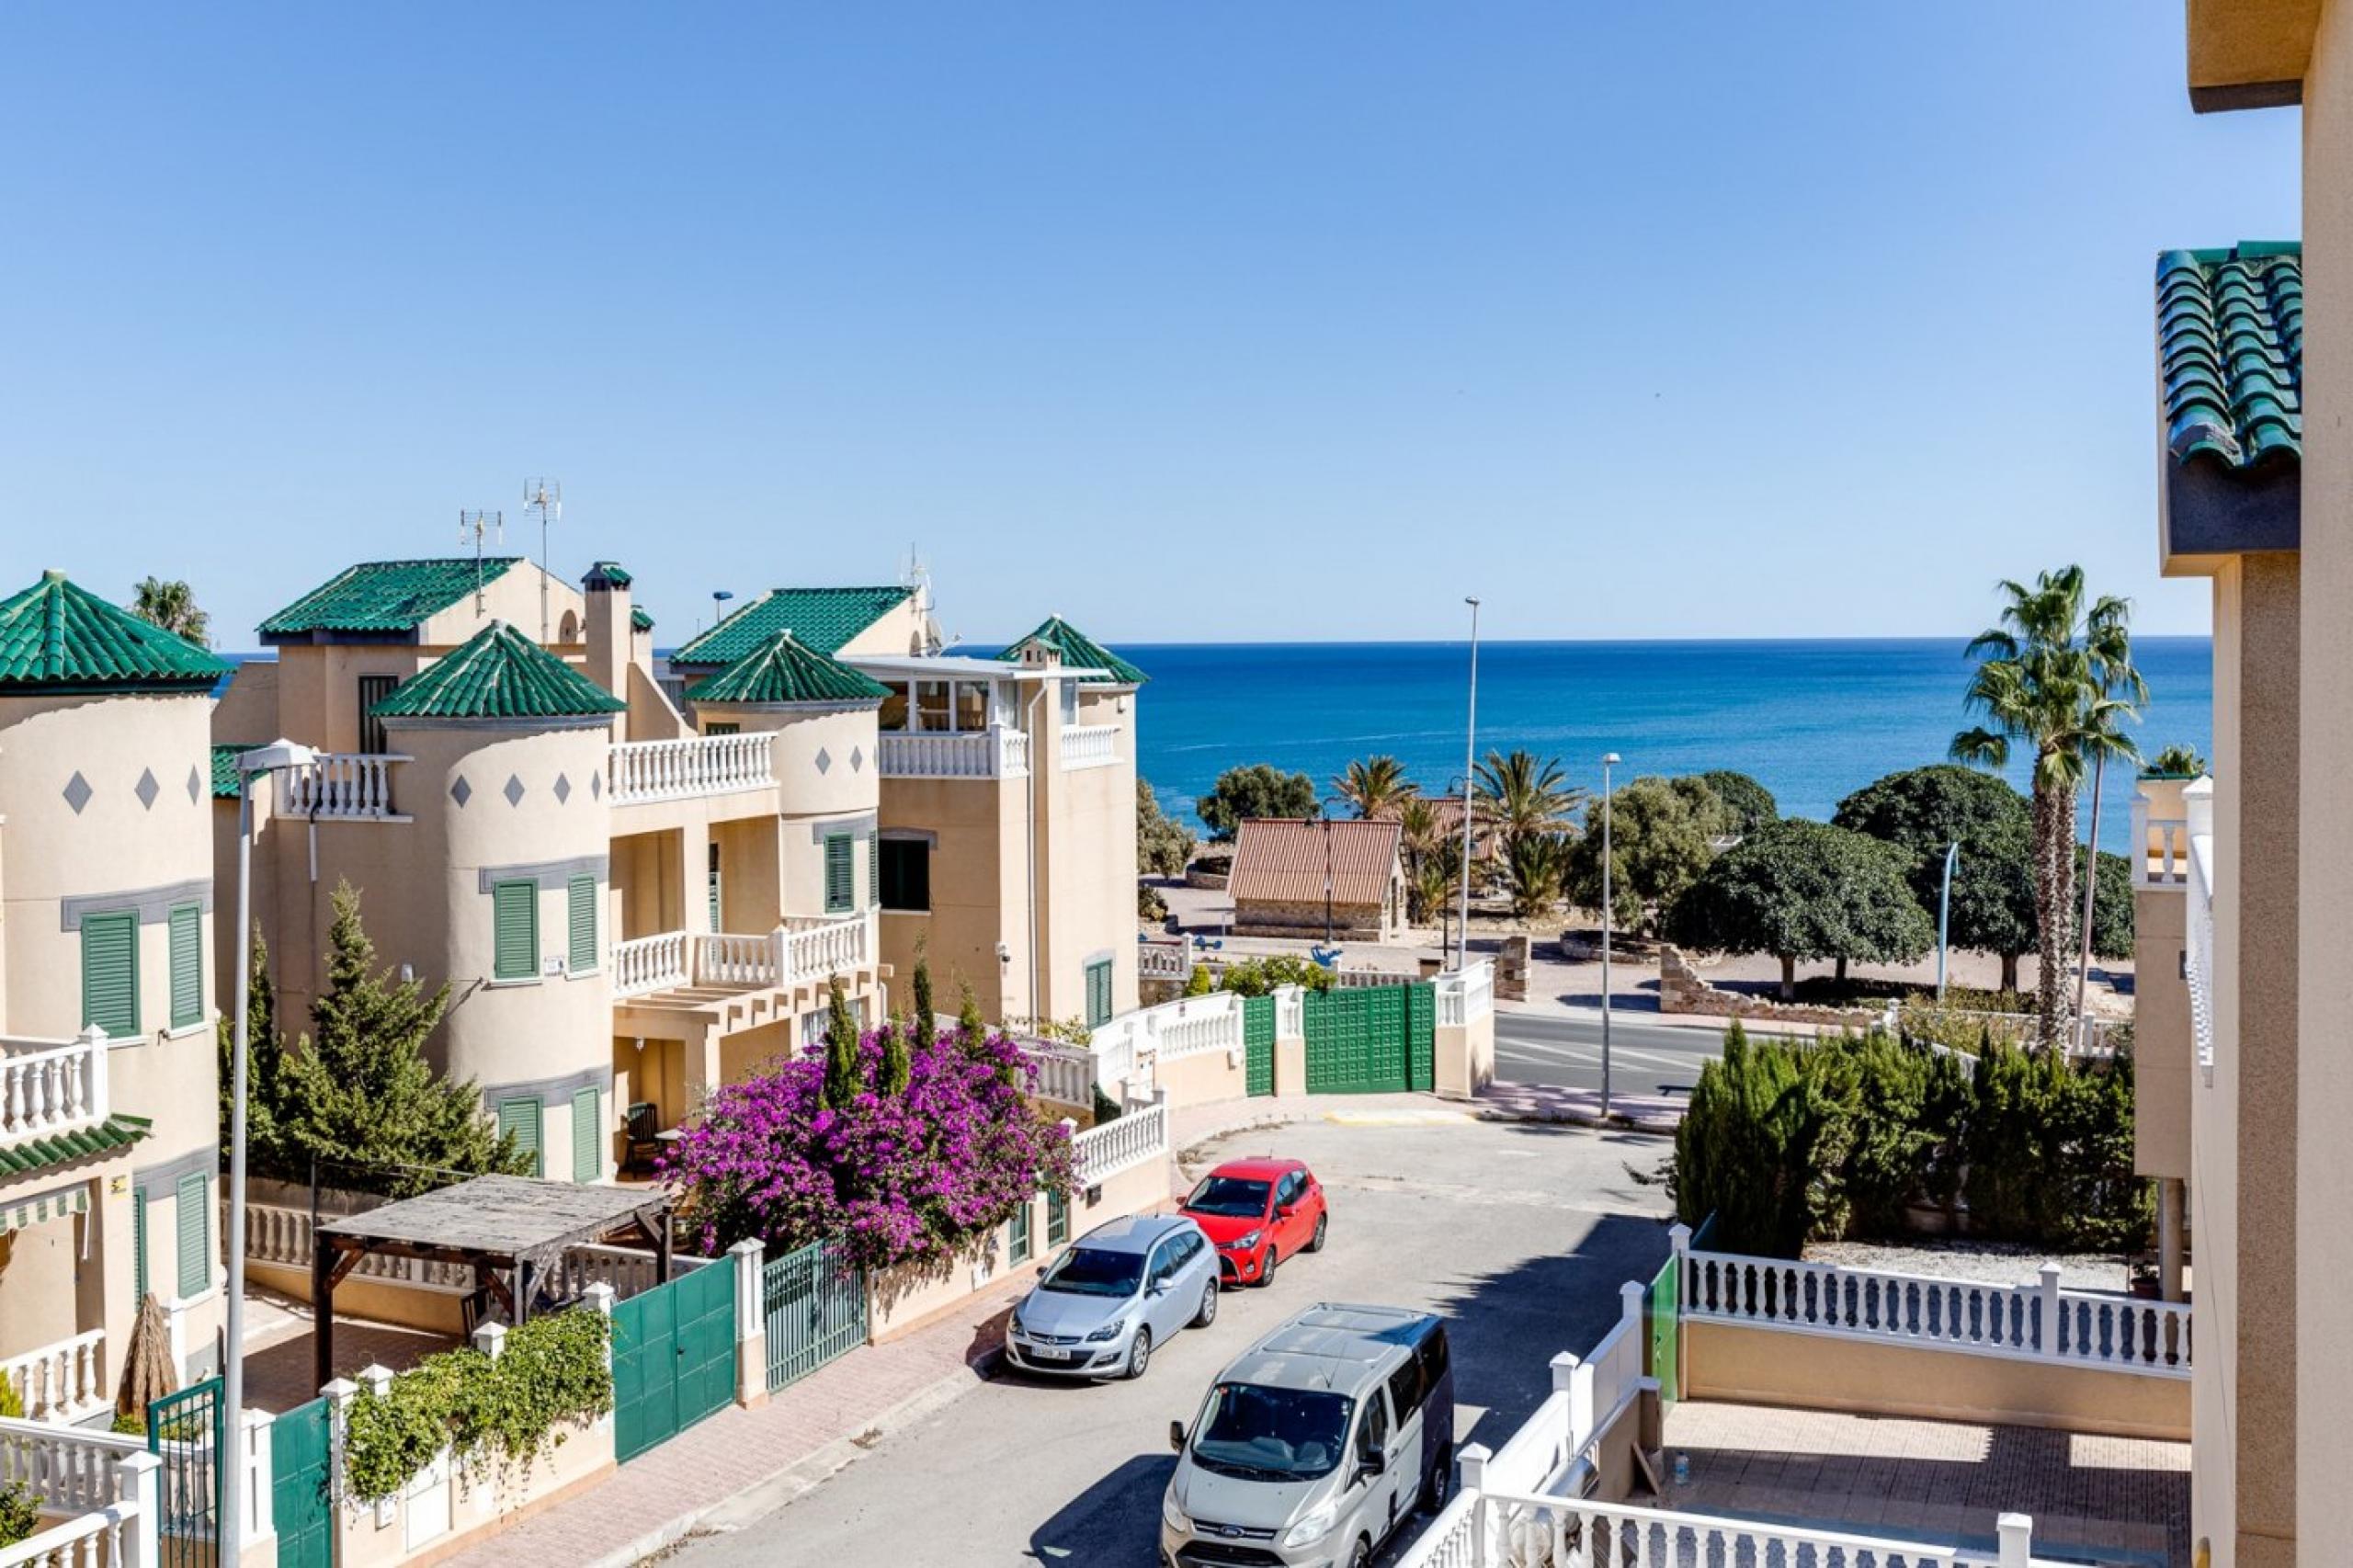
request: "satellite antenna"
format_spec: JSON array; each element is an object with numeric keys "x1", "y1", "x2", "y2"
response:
[
  {"x1": 459, "y1": 510, "x2": 503, "y2": 614},
  {"x1": 523, "y1": 478, "x2": 562, "y2": 643}
]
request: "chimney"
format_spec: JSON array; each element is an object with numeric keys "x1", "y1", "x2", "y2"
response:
[{"x1": 580, "y1": 562, "x2": 634, "y2": 711}]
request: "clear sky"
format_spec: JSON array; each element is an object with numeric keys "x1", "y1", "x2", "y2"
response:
[{"x1": 0, "y1": 4, "x2": 2300, "y2": 647}]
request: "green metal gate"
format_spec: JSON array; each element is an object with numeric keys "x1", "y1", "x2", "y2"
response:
[
  {"x1": 1302, "y1": 986, "x2": 1414, "y2": 1094},
  {"x1": 270, "y1": 1397, "x2": 334, "y2": 1568},
  {"x1": 1406, "y1": 983, "x2": 1435, "y2": 1092},
  {"x1": 613, "y1": 1264, "x2": 737, "y2": 1462},
  {"x1": 149, "y1": 1377, "x2": 222, "y2": 1568},
  {"x1": 1243, "y1": 995, "x2": 1275, "y2": 1096},
  {"x1": 1646, "y1": 1252, "x2": 1681, "y2": 1413},
  {"x1": 766, "y1": 1241, "x2": 869, "y2": 1390}
]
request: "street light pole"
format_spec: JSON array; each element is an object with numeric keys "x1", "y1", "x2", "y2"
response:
[
  {"x1": 1458, "y1": 597, "x2": 1481, "y2": 971},
  {"x1": 1319, "y1": 798, "x2": 1337, "y2": 948},
  {"x1": 1600, "y1": 752, "x2": 1620, "y2": 1119},
  {"x1": 224, "y1": 739, "x2": 315, "y2": 1562},
  {"x1": 1937, "y1": 841, "x2": 1961, "y2": 1002}
]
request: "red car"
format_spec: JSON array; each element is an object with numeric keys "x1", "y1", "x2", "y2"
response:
[{"x1": 1177, "y1": 1157, "x2": 1327, "y2": 1288}]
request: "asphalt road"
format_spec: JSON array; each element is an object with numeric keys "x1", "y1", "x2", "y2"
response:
[
  {"x1": 668, "y1": 1111, "x2": 1673, "y2": 1568},
  {"x1": 1492, "y1": 1009, "x2": 1760, "y2": 1101}
]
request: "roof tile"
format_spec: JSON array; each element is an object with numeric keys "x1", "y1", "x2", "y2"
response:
[
  {"x1": 0, "y1": 1112, "x2": 153, "y2": 1181},
  {"x1": 997, "y1": 615, "x2": 1147, "y2": 685},
  {"x1": 2158, "y1": 243, "x2": 2302, "y2": 472},
  {"x1": 370, "y1": 620, "x2": 626, "y2": 722},
  {"x1": 1229, "y1": 818, "x2": 1403, "y2": 907},
  {"x1": 670, "y1": 586, "x2": 911, "y2": 665},
  {"x1": 685, "y1": 629, "x2": 890, "y2": 707},
  {"x1": 260, "y1": 558, "x2": 521, "y2": 639},
  {"x1": 0, "y1": 571, "x2": 231, "y2": 693}
]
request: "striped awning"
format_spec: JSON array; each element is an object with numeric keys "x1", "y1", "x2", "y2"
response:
[{"x1": 1, "y1": 1179, "x2": 90, "y2": 1234}]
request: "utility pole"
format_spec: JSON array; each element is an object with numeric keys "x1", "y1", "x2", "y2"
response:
[
  {"x1": 1600, "y1": 752, "x2": 1620, "y2": 1119},
  {"x1": 1458, "y1": 597, "x2": 1481, "y2": 971}
]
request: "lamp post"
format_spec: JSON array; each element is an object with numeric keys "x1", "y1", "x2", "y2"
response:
[
  {"x1": 1600, "y1": 752, "x2": 1620, "y2": 1119},
  {"x1": 1458, "y1": 597, "x2": 1481, "y2": 971},
  {"x1": 710, "y1": 588, "x2": 734, "y2": 633},
  {"x1": 1318, "y1": 797, "x2": 1340, "y2": 949},
  {"x1": 225, "y1": 739, "x2": 317, "y2": 1561},
  {"x1": 1936, "y1": 841, "x2": 1961, "y2": 1002}
]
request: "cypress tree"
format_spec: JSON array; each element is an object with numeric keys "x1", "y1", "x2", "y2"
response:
[
  {"x1": 911, "y1": 944, "x2": 937, "y2": 1052},
  {"x1": 823, "y1": 974, "x2": 864, "y2": 1108}
]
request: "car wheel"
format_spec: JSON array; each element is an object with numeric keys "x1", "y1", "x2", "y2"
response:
[
  {"x1": 1257, "y1": 1244, "x2": 1279, "y2": 1289},
  {"x1": 1349, "y1": 1536, "x2": 1372, "y2": 1568},
  {"x1": 1124, "y1": 1326, "x2": 1153, "y2": 1381},
  {"x1": 1192, "y1": 1278, "x2": 1218, "y2": 1328},
  {"x1": 1306, "y1": 1212, "x2": 1328, "y2": 1253},
  {"x1": 1421, "y1": 1443, "x2": 1454, "y2": 1513}
]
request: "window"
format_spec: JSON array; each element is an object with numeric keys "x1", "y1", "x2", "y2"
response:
[
  {"x1": 1414, "y1": 1327, "x2": 1450, "y2": 1398},
  {"x1": 497, "y1": 1096, "x2": 543, "y2": 1176},
  {"x1": 703, "y1": 721, "x2": 740, "y2": 737},
  {"x1": 1359, "y1": 1386, "x2": 1390, "y2": 1457},
  {"x1": 168, "y1": 903, "x2": 203, "y2": 1030},
  {"x1": 707, "y1": 843, "x2": 722, "y2": 930},
  {"x1": 953, "y1": 682, "x2": 988, "y2": 733},
  {"x1": 1058, "y1": 679, "x2": 1078, "y2": 728},
  {"x1": 1008, "y1": 1202, "x2": 1032, "y2": 1266},
  {"x1": 492, "y1": 881, "x2": 539, "y2": 981},
  {"x1": 868, "y1": 830, "x2": 879, "y2": 907},
  {"x1": 571, "y1": 1086, "x2": 601, "y2": 1183},
  {"x1": 81, "y1": 911, "x2": 139, "y2": 1038},
  {"x1": 358, "y1": 674, "x2": 399, "y2": 756},
  {"x1": 880, "y1": 839, "x2": 930, "y2": 913},
  {"x1": 914, "y1": 681, "x2": 952, "y2": 732},
  {"x1": 878, "y1": 684, "x2": 910, "y2": 733},
  {"x1": 1147, "y1": 1242, "x2": 1176, "y2": 1289},
  {"x1": 132, "y1": 1190, "x2": 149, "y2": 1303},
  {"x1": 1085, "y1": 959, "x2": 1114, "y2": 1028},
  {"x1": 175, "y1": 1171, "x2": 210, "y2": 1300},
  {"x1": 824, "y1": 834, "x2": 854, "y2": 914},
  {"x1": 567, "y1": 875, "x2": 598, "y2": 973},
  {"x1": 801, "y1": 1008, "x2": 829, "y2": 1050},
  {"x1": 1046, "y1": 1189, "x2": 1069, "y2": 1247},
  {"x1": 1386, "y1": 1358, "x2": 1425, "y2": 1425}
]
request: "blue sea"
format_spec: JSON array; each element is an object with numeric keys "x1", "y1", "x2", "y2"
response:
[{"x1": 1114, "y1": 639, "x2": 2214, "y2": 855}]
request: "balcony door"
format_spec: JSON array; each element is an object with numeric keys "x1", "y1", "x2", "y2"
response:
[{"x1": 358, "y1": 674, "x2": 399, "y2": 755}]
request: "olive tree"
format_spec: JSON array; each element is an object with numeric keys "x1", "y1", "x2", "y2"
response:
[
  {"x1": 1561, "y1": 775, "x2": 1727, "y2": 934},
  {"x1": 1666, "y1": 820, "x2": 1933, "y2": 999}
]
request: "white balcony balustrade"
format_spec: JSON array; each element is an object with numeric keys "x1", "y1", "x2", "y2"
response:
[
  {"x1": 875, "y1": 725, "x2": 1029, "y2": 780},
  {"x1": 2129, "y1": 794, "x2": 2191, "y2": 889},
  {"x1": 0, "y1": 1330, "x2": 108, "y2": 1425},
  {"x1": 608, "y1": 733, "x2": 777, "y2": 806},
  {"x1": 1057, "y1": 723, "x2": 1119, "y2": 770},
  {"x1": 1069, "y1": 1096, "x2": 1169, "y2": 1187},
  {"x1": 282, "y1": 753, "x2": 408, "y2": 820},
  {"x1": 2, "y1": 1030, "x2": 108, "y2": 1147},
  {"x1": 613, "y1": 913, "x2": 877, "y2": 1001},
  {"x1": 611, "y1": 932, "x2": 689, "y2": 998}
]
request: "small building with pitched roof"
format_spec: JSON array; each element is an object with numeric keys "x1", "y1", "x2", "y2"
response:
[{"x1": 1227, "y1": 817, "x2": 1407, "y2": 943}]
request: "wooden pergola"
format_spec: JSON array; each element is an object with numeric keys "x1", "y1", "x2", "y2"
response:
[{"x1": 312, "y1": 1174, "x2": 676, "y2": 1385}]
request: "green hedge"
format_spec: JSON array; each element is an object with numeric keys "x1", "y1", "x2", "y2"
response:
[{"x1": 1671, "y1": 1023, "x2": 2148, "y2": 1257}]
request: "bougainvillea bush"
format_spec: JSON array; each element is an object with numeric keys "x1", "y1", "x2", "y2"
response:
[{"x1": 658, "y1": 1021, "x2": 1077, "y2": 1271}]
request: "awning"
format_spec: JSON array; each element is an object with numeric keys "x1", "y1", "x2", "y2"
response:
[{"x1": 1, "y1": 1179, "x2": 90, "y2": 1234}]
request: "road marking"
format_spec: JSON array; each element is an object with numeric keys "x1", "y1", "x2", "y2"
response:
[{"x1": 1322, "y1": 1108, "x2": 1474, "y2": 1128}]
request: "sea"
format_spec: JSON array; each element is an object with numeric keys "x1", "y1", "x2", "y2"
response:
[{"x1": 1112, "y1": 638, "x2": 2215, "y2": 856}]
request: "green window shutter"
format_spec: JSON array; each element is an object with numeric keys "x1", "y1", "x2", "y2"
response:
[
  {"x1": 493, "y1": 881, "x2": 539, "y2": 981},
  {"x1": 132, "y1": 1190, "x2": 149, "y2": 1302},
  {"x1": 1008, "y1": 1201, "x2": 1031, "y2": 1266},
  {"x1": 81, "y1": 911, "x2": 140, "y2": 1039},
  {"x1": 572, "y1": 1086, "x2": 600, "y2": 1184},
  {"x1": 498, "y1": 1096, "x2": 543, "y2": 1176},
  {"x1": 168, "y1": 903, "x2": 203, "y2": 1030},
  {"x1": 1086, "y1": 960, "x2": 1113, "y2": 1028},
  {"x1": 567, "y1": 875, "x2": 598, "y2": 973},
  {"x1": 824, "y1": 835, "x2": 853, "y2": 914},
  {"x1": 1046, "y1": 1189, "x2": 1069, "y2": 1247},
  {"x1": 175, "y1": 1171, "x2": 210, "y2": 1300},
  {"x1": 868, "y1": 831, "x2": 879, "y2": 908}
]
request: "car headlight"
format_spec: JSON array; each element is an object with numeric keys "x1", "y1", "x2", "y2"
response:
[
  {"x1": 1282, "y1": 1500, "x2": 1338, "y2": 1549},
  {"x1": 1161, "y1": 1493, "x2": 1189, "y2": 1533},
  {"x1": 1086, "y1": 1316, "x2": 1127, "y2": 1343},
  {"x1": 1233, "y1": 1230, "x2": 1261, "y2": 1250}
]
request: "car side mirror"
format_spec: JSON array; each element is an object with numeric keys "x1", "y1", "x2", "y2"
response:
[
  {"x1": 1358, "y1": 1447, "x2": 1387, "y2": 1477},
  {"x1": 1277, "y1": 1205, "x2": 1297, "y2": 1219},
  {"x1": 1169, "y1": 1421, "x2": 1187, "y2": 1453}
]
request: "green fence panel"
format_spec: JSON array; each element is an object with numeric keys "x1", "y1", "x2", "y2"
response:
[
  {"x1": 271, "y1": 1397, "x2": 334, "y2": 1568},
  {"x1": 766, "y1": 1241, "x2": 870, "y2": 1391},
  {"x1": 1303, "y1": 986, "x2": 1418, "y2": 1094},
  {"x1": 1646, "y1": 1252, "x2": 1681, "y2": 1413},
  {"x1": 614, "y1": 1265, "x2": 738, "y2": 1462},
  {"x1": 1243, "y1": 995, "x2": 1275, "y2": 1096},
  {"x1": 149, "y1": 1377, "x2": 222, "y2": 1568},
  {"x1": 1407, "y1": 983, "x2": 1436, "y2": 1091},
  {"x1": 674, "y1": 1261, "x2": 737, "y2": 1435}
]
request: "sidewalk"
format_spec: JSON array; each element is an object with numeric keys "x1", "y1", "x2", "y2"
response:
[{"x1": 1173, "y1": 1085, "x2": 1683, "y2": 1149}]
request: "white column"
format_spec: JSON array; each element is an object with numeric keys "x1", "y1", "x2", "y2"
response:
[
  {"x1": 1997, "y1": 1513, "x2": 2034, "y2": 1568},
  {"x1": 115, "y1": 1450, "x2": 163, "y2": 1568},
  {"x1": 730, "y1": 1238, "x2": 767, "y2": 1407},
  {"x1": 239, "y1": 1407, "x2": 277, "y2": 1551},
  {"x1": 2038, "y1": 1263, "x2": 2064, "y2": 1359},
  {"x1": 321, "y1": 1377, "x2": 358, "y2": 1510},
  {"x1": 583, "y1": 1282, "x2": 617, "y2": 1428},
  {"x1": 80, "y1": 1027, "x2": 109, "y2": 1120}
]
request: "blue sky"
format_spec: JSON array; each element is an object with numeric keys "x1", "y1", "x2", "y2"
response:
[{"x1": 0, "y1": 4, "x2": 2300, "y2": 646}]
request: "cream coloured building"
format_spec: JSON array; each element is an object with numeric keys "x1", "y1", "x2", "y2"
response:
[{"x1": 0, "y1": 570, "x2": 233, "y2": 1421}]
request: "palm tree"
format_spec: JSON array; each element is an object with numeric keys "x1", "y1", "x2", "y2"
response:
[
  {"x1": 1951, "y1": 567, "x2": 2141, "y2": 1048},
  {"x1": 1333, "y1": 756, "x2": 1419, "y2": 819},
  {"x1": 2146, "y1": 743, "x2": 2207, "y2": 777},
  {"x1": 130, "y1": 577, "x2": 210, "y2": 647},
  {"x1": 1472, "y1": 749, "x2": 1586, "y2": 861},
  {"x1": 1504, "y1": 832, "x2": 1571, "y2": 919}
]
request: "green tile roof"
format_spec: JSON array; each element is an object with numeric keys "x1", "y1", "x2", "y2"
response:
[
  {"x1": 670, "y1": 586, "x2": 911, "y2": 665},
  {"x1": 0, "y1": 1113, "x2": 152, "y2": 1183},
  {"x1": 685, "y1": 629, "x2": 891, "y2": 707},
  {"x1": 260, "y1": 558, "x2": 522, "y2": 640},
  {"x1": 584, "y1": 561, "x2": 633, "y2": 589},
  {"x1": 2160, "y1": 242, "x2": 2302, "y2": 471},
  {"x1": 631, "y1": 607, "x2": 654, "y2": 632},
  {"x1": 211, "y1": 744, "x2": 253, "y2": 800},
  {"x1": 369, "y1": 620, "x2": 626, "y2": 722},
  {"x1": 0, "y1": 571, "x2": 231, "y2": 693},
  {"x1": 997, "y1": 615, "x2": 1147, "y2": 685}
]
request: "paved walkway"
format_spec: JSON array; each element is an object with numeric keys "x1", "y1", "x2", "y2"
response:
[{"x1": 1172, "y1": 1085, "x2": 1683, "y2": 1149}]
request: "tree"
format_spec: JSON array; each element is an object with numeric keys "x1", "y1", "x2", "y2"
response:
[
  {"x1": 1472, "y1": 749, "x2": 1586, "y2": 861},
  {"x1": 909, "y1": 944, "x2": 937, "y2": 1052},
  {"x1": 1136, "y1": 779, "x2": 1197, "y2": 877},
  {"x1": 1504, "y1": 831, "x2": 1571, "y2": 918},
  {"x1": 1333, "y1": 756, "x2": 1418, "y2": 819},
  {"x1": 1562, "y1": 776, "x2": 1727, "y2": 933},
  {"x1": 1666, "y1": 820, "x2": 1934, "y2": 999},
  {"x1": 1699, "y1": 771, "x2": 1777, "y2": 835},
  {"x1": 2145, "y1": 744, "x2": 2207, "y2": 778},
  {"x1": 1196, "y1": 764, "x2": 1317, "y2": 840},
  {"x1": 1951, "y1": 567, "x2": 2142, "y2": 1046},
  {"x1": 130, "y1": 577, "x2": 210, "y2": 648},
  {"x1": 1835, "y1": 767, "x2": 2039, "y2": 989},
  {"x1": 218, "y1": 925, "x2": 290, "y2": 1174},
  {"x1": 2082, "y1": 846, "x2": 2134, "y2": 960},
  {"x1": 258, "y1": 883, "x2": 529, "y2": 1197},
  {"x1": 1394, "y1": 797, "x2": 1461, "y2": 925},
  {"x1": 823, "y1": 975, "x2": 863, "y2": 1108}
]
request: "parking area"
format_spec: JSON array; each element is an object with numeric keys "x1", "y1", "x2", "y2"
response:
[{"x1": 668, "y1": 1108, "x2": 1674, "y2": 1568}]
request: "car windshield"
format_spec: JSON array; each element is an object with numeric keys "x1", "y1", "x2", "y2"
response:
[
  {"x1": 1185, "y1": 1176, "x2": 1272, "y2": 1219},
  {"x1": 1038, "y1": 1245, "x2": 1144, "y2": 1298},
  {"x1": 1187, "y1": 1382, "x2": 1355, "y2": 1482}
]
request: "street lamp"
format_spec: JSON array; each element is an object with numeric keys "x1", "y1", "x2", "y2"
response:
[
  {"x1": 710, "y1": 588, "x2": 734, "y2": 632},
  {"x1": 1458, "y1": 597, "x2": 1481, "y2": 971},
  {"x1": 224, "y1": 739, "x2": 316, "y2": 1561},
  {"x1": 1600, "y1": 752, "x2": 1620, "y2": 1119},
  {"x1": 1318, "y1": 797, "x2": 1341, "y2": 949},
  {"x1": 1936, "y1": 842, "x2": 1961, "y2": 1002}
]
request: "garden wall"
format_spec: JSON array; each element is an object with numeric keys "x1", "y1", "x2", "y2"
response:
[
  {"x1": 333, "y1": 1408, "x2": 613, "y2": 1568},
  {"x1": 1656, "y1": 945, "x2": 1881, "y2": 1028}
]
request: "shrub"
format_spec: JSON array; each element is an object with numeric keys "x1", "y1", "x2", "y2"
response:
[
  {"x1": 0, "y1": 1371, "x2": 19, "y2": 1420},
  {"x1": 1216, "y1": 955, "x2": 1336, "y2": 996},
  {"x1": 1184, "y1": 962, "x2": 1215, "y2": 996},
  {"x1": 0, "y1": 1481, "x2": 35, "y2": 1551},
  {"x1": 1196, "y1": 765, "x2": 1317, "y2": 841},
  {"x1": 1137, "y1": 779, "x2": 1197, "y2": 877},
  {"x1": 1139, "y1": 883, "x2": 1168, "y2": 921},
  {"x1": 1091, "y1": 1085, "x2": 1122, "y2": 1125}
]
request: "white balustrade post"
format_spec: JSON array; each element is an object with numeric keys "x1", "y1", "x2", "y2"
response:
[
  {"x1": 584, "y1": 1282, "x2": 618, "y2": 1427},
  {"x1": 240, "y1": 1407, "x2": 276, "y2": 1551},
  {"x1": 470, "y1": 1322, "x2": 507, "y2": 1361},
  {"x1": 730, "y1": 1238, "x2": 767, "y2": 1407},
  {"x1": 321, "y1": 1377, "x2": 358, "y2": 1510},
  {"x1": 79, "y1": 1026, "x2": 109, "y2": 1120},
  {"x1": 1620, "y1": 1278, "x2": 1645, "y2": 1339},
  {"x1": 2038, "y1": 1263, "x2": 2063, "y2": 1359},
  {"x1": 115, "y1": 1450, "x2": 162, "y2": 1568},
  {"x1": 1997, "y1": 1512, "x2": 2034, "y2": 1568}
]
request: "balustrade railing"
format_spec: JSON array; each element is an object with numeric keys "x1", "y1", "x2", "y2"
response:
[
  {"x1": 0, "y1": 1332, "x2": 108, "y2": 1424},
  {"x1": 0, "y1": 1420, "x2": 141, "y2": 1515},
  {"x1": 239, "y1": 1199, "x2": 472, "y2": 1293},
  {"x1": 608, "y1": 733, "x2": 776, "y2": 805},
  {"x1": 613, "y1": 914, "x2": 873, "y2": 1001},
  {"x1": 0, "y1": 1498, "x2": 144, "y2": 1568},
  {"x1": 283, "y1": 753, "x2": 407, "y2": 820},
  {"x1": 694, "y1": 932, "x2": 779, "y2": 989},
  {"x1": 1434, "y1": 960, "x2": 1493, "y2": 1026},
  {"x1": 1057, "y1": 723, "x2": 1119, "y2": 770},
  {"x1": 1019, "y1": 1041, "x2": 1096, "y2": 1107},
  {"x1": 1398, "y1": 1489, "x2": 2029, "y2": 1568},
  {"x1": 612, "y1": 932, "x2": 689, "y2": 998},
  {"x1": 1136, "y1": 941, "x2": 1188, "y2": 982},
  {"x1": 875, "y1": 725, "x2": 1029, "y2": 779},
  {"x1": 1684, "y1": 1249, "x2": 2190, "y2": 1374},
  {"x1": 1070, "y1": 1098, "x2": 1168, "y2": 1187},
  {"x1": 2, "y1": 1031, "x2": 107, "y2": 1146},
  {"x1": 540, "y1": 1244, "x2": 714, "y2": 1305},
  {"x1": 2130, "y1": 797, "x2": 2191, "y2": 889},
  {"x1": 779, "y1": 912, "x2": 872, "y2": 983}
]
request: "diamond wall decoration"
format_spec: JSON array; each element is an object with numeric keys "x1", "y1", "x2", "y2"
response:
[
  {"x1": 451, "y1": 776, "x2": 472, "y2": 808},
  {"x1": 63, "y1": 771, "x2": 92, "y2": 814},
  {"x1": 504, "y1": 775, "x2": 526, "y2": 807},
  {"x1": 554, "y1": 773, "x2": 572, "y2": 804},
  {"x1": 187, "y1": 765, "x2": 202, "y2": 804},
  {"x1": 814, "y1": 746, "x2": 832, "y2": 776},
  {"x1": 850, "y1": 745, "x2": 864, "y2": 773},
  {"x1": 134, "y1": 768, "x2": 160, "y2": 810},
  {"x1": 591, "y1": 773, "x2": 603, "y2": 800}
]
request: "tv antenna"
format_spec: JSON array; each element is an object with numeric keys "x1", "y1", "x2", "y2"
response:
[
  {"x1": 523, "y1": 478, "x2": 562, "y2": 643},
  {"x1": 459, "y1": 510, "x2": 504, "y2": 613}
]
